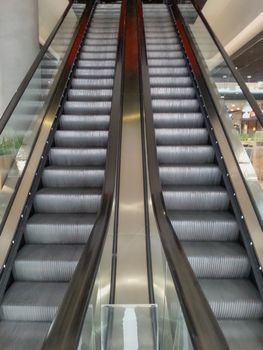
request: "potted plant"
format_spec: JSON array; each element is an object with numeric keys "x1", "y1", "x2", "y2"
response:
[{"x1": 0, "y1": 136, "x2": 23, "y2": 189}]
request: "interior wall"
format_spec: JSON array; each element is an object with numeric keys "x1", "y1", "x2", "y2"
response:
[
  {"x1": 202, "y1": 0, "x2": 263, "y2": 55},
  {"x1": 38, "y1": 0, "x2": 75, "y2": 45},
  {"x1": 0, "y1": 0, "x2": 39, "y2": 116}
]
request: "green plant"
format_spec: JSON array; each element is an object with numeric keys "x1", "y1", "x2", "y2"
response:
[
  {"x1": 0, "y1": 136, "x2": 23, "y2": 156},
  {"x1": 239, "y1": 133, "x2": 250, "y2": 141}
]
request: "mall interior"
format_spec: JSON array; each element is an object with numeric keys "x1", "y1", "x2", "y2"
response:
[{"x1": 0, "y1": 0, "x2": 263, "y2": 349}]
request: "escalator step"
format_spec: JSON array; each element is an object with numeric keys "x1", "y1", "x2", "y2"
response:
[
  {"x1": 0, "y1": 282, "x2": 67, "y2": 321},
  {"x1": 159, "y1": 165, "x2": 221, "y2": 185},
  {"x1": 157, "y1": 145, "x2": 214, "y2": 164},
  {"x1": 55, "y1": 130, "x2": 108, "y2": 147},
  {"x1": 71, "y1": 77, "x2": 114, "y2": 89},
  {"x1": 200, "y1": 279, "x2": 263, "y2": 319},
  {"x1": 144, "y1": 28, "x2": 175, "y2": 34},
  {"x1": 77, "y1": 59, "x2": 116, "y2": 68},
  {"x1": 154, "y1": 113, "x2": 203, "y2": 128},
  {"x1": 34, "y1": 188, "x2": 101, "y2": 213},
  {"x1": 80, "y1": 52, "x2": 117, "y2": 60},
  {"x1": 146, "y1": 37, "x2": 179, "y2": 44},
  {"x1": 68, "y1": 89, "x2": 112, "y2": 101},
  {"x1": 42, "y1": 166, "x2": 104, "y2": 187},
  {"x1": 163, "y1": 185, "x2": 229, "y2": 211},
  {"x1": 150, "y1": 76, "x2": 191, "y2": 87},
  {"x1": 168, "y1": 211, "x2": 239, "y2": 241},
  {"x1": 59, "y1": 114, "x2": 110, "y2": 130},
  {"x1": 82, "y1": 45, "x2": 117, "y2": 53},
  {"x1": 144, "y1": 32, "x2": 177, "y2": 39},
  {"x1": 147, "y1": 51, "x2": 184, "y2": 59},
  {"x1": 49, "y1": 148, "x2": 106, "y2": 166},
  {"x1": 151, "y1": 87, "x2": 195, "y2": 98},
  {"x1": 152, "y1": 99, "x2": 200, "y2": 113},
  {"x1": 25, "y1": 213, "x2": 96, "y2": 244},
  {"x1": 155, "y1": 128, "x2": 208, "y2": 145},
  {"x1": 86, "y1": 33, "x2": 119, "y2": 40},
  {"x1": 218, "y1": 320, "x2": 263, "y2": 350},
  {"x1": 84, "y1": 39, "x2": 118, "y2": 46},
  {"x1": 183, "y1": 242, "x2": 250, "y2": 278},
  {"x1": 74, "y1": 69, "x2": 115, "y2": 78},
  {"x1": 148, "y1": 58, "x2": 186, "y2": 67},
  {"x1": 13, "y1": 245, "x2": 84, "y2": 281},
  {"x1": 0, "y1": 321, "x2": 51, "y2": 350},
  {"x1": 64, "y1": 101, "x2": 111, "y2": 115},
  {"x1": 88, "y1": 28, "x2": 118, "y2": 34},
  {"x1": 146, "y1": 44, "x2": 181, "y2": 51}
]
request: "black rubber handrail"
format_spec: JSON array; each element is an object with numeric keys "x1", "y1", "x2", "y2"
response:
[
  {"x1": 138, "y1": 1, "x2": 229, "y2": 349},
  {"x1": 175, "y1": 0, "x2": 263, "y2": 126},
  {"x1": 0, "y1": 0, "x2": 75, "y2": 134},
  {"x1": 41, "y1": 1, "x2": 125, "y2": 349}
]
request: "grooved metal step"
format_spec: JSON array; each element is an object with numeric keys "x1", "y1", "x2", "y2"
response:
[
  {"x1": 25, "y1": 214, "x2": 96, "y2": 244},
  {"x1": 183, "y1": 242, "x2": 250, "y2": 278},
  {"x1": 60, "y1": 114, "x2": 110, "y2": 130},
  {"x1": 163, "y1": 186, "x2": 229, "y2": 211},
  {"x1": 154, "y1": 113, "x2": 204, "y2": 128},
  {"x1": 0, "y1": 282, "x2": 68, "y2": 321},
  {"x1": 159, "y1": 165, "x2": 221, "y2": 185},
  {"x1": 13, "y1": 245, "x2": 84, "y2": 281},
  {"x1": 168, "y1": 211, "x2": 239, "y2": 241},
  {"x1": 34, "y1": 188, "x2": 101, "y2": 213},
  {"x1": 155, "y1": 128, "x2": 208, "y2": 145},
  {"x1": 55, "y1": 130, "x2": 108, "y2": 147},
  {"x1": 157, "y1": 145, "x2": 214, "y2": 164},
  {"x1": 42, "y1": 166, "x2": 104, "y2": 187},
  {"x1": 49, "y1": 148, "x2": 107, "y2": 166}
]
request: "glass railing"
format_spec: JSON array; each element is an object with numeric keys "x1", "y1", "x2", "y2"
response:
[
  {"x1": 0, "y1": 2, "x2": 85, "y2": 227},
  {"x1": 177, "y1": 1, "x2": 263, "y2": 222},
  {"x1": 147, "y1": 198, "x2": 194, "y2": 350},
  {"x1": 77, "y1": 211, "x2": 115, "y2": 350}
]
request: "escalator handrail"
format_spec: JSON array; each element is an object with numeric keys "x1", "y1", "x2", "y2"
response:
[
  {"x1": 175, "y1": 0, "x2": 263, "y2": 127},
  {"x1": 0, "y1": 0, "x2": 75, "y2": 134},
  {"x1": 41, "y1": 1, "x2": 125, "y2": 349},
  {"x1": 138, "y1": 2, "x2": 229, "y2": 349}
]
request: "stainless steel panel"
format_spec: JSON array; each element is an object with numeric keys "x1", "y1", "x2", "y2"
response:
[{"x1": 115, "y1": 0, "x2": 148, "y2": 304}]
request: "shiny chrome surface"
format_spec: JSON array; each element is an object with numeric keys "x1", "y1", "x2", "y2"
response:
[{"x1": 115, "y1": 0, "x2": 148, "y2": 304}]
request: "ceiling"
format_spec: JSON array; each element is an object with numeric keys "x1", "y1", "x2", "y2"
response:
[{"x1": 232, "y1": 31, "x2": 263, "y2": 83}]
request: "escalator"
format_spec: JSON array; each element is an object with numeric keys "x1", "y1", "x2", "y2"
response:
[
  {"x1": 2, "y1": 1, "x2": 263, "y2": 349},
  {"x1": 143, "y1": 3, "x2": 263, "y2": 349},
  {"x1": 0, "y1": 3, "x2": 121, "y2": 349}
]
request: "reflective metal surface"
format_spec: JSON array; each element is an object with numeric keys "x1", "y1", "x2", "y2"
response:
[
  {"x1": 115, "y1": 0, "x2": 148, "y2": 304},
  {"x1": 101, "y1": 304, "x2": 157, "y2": 349}
]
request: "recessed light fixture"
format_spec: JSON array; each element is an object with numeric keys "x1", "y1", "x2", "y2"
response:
[
  {"x1": 232, "y1": 104, "x2": 235, "y2": 107},
  {"x1": 247, "y1": 75, "x2": 252, "y2": 79},
  {"x1": 223, "y1": 75, "x2": 227, "y2": 79}
]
